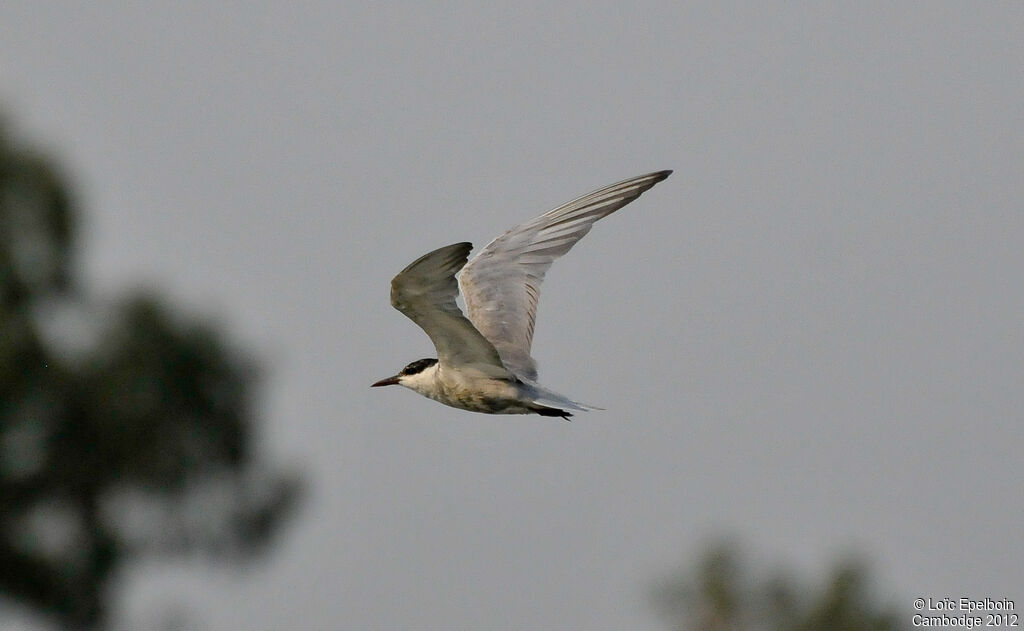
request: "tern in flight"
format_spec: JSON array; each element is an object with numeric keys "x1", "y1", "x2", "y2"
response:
[{"x1": 372, "y1": 170, "x2": 672, "y2": 419}]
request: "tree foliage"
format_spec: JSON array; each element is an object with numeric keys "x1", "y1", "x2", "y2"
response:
[
  {"x1": 0, "y1": 118, "x2": 300, "y2": 630},
  {"x1": 653, "y1": 541, "x2": 907, "y2": 631}
]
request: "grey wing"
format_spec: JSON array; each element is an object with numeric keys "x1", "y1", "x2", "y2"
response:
[
  {"x1": 390, "y1": 242, "x2": 510, "y2": 376},
  {"x1": 459, "y1": 170, "x2": 672, "y2": 380}
]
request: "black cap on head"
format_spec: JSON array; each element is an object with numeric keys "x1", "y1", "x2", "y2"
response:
[{"x1": 400, "y1": 358, "x2": 438, "y2": 376}]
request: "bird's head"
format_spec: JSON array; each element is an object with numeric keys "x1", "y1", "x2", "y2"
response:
[{"x1": 371, "y1": 358, "x2": 439, "y2": 390}]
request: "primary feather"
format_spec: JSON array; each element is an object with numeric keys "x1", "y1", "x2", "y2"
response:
[{"x1": 459, "y1": 170, "x2": 672, "y2": 380}]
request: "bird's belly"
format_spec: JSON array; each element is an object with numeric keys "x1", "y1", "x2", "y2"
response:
[{"x1": 434, "y1": 379, "x2": 532, "y2": 415}]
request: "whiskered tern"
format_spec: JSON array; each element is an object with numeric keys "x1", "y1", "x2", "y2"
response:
[{"x1": 372, "y1": 170, "x2": 672, "y2": 418}]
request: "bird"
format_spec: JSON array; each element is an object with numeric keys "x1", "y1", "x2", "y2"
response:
[{"x1": 371, "y1": 170, "x2": 672, "y2": 419}]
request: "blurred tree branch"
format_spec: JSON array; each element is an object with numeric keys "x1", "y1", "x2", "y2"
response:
[
  {"x1": 1, "y1": 116, "x2": 301, "y2": 630},
  {"x1": 653, "y1": 540, "x2": 907, "y2": 631}
]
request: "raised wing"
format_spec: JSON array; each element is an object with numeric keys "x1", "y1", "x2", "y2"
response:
[
  {"x1": 390, "y1": 242, "x2": 510, "y2": 375},
  {"x1": 459, "y1": 170, "x2": 671, "y2": 380}
]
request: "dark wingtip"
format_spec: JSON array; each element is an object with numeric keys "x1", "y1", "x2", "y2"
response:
[
  {"x1": 393, "y1": 242, "x2": 474, "y2": 280},
  {"x1": 654, "y1": 169, "x2": 673, "y2": 180},
  {"x1": 438, "y1": 242, "x2": 474, "y2": 270}
]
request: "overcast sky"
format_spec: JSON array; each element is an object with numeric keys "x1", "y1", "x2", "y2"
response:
[{"x1": 2, "y1": 2, "x2": 1022, "y2": 630}]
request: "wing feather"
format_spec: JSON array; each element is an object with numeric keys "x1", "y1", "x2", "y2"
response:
[
  {"x1": 459, "y1": 170, "x2": 671, "y2": 380},
  {"x1": 390, "y1": 242, "x2": 509, "y2": 375}
]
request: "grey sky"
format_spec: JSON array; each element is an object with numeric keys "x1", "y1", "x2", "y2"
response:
[{"x1": 2, "y1": 2, "x2": 1022, "y2": 629}]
